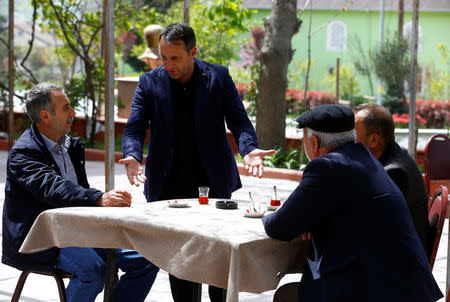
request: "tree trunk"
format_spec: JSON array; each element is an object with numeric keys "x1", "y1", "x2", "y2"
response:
[
  {"x1": 257, "y1": 0, "x2": 301, "y2": 149},
  {"x1": 84, "y1": 60, "x2": 98, "y2": 146},
  {"x1": 8, "y1": 0, "x2": 14, "y2": 150},
  {"x1": 303, "y1": 1, "x2": 312, "y2": 105},
  {"x1": 408, "y1": 0, "x2": 419, "y2": 160},
  {"x1": 184, "y1": 0, "x2": 189, "y2": 24},
  {"x1": 398, "y1": 0, "x2": 404, "y2": 41}
]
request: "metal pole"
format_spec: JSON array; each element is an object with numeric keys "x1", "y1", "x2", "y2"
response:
[
  {"x1": 184, "y1": 0, "x2": 189, "y2": 24},
  {"x1": 376, "y1": 0, "x2": 385, "y2": 105},
  {"x1": 104, "y1": 0, "x2": 115, "y2": 195},
  {"x1": 8, "y1": 0, "x2": 14, "y2": 150},
  {"x1": 408, "y1": 0, "x2": 419, "y2": 160},
  {"x1": 336, "y1": 57, "x2": 340, "y2": 104},
  {"x1": 103, "y1": 0, "x2": 116, "y2": 301}
]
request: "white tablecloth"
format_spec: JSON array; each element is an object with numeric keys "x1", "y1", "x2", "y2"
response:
[{"x1": 20, "y1": 199, "x2": 307, "y2": 302}]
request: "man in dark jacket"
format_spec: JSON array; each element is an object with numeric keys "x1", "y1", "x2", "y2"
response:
[
  {"x1": 2, "y1": 82, "x2": 159, "y2": 302},
  {"x1": 120, "y1": 23, "x2": 274, "y2": 302},
  {"x1": 354, "y1": 103, "x2": 429, "y2": 255},
  {"x1": 263, "y1": 104, "x2": 442, "y2": 302}
]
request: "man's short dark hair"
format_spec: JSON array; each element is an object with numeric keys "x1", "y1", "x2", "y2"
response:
[
  {"x1": 354, "y1": 103, "x2": 395, "y2": 143},
  {"x1": 26, "y1": 82, "x2": 63, "y2": 124},
  {"x1": 159, "y1": 23, "x2": 196, "y2": 52}
]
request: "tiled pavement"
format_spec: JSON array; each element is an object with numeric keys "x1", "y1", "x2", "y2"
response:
[{"x1": 0, "y1": 151, "x2": 447, "y2": 301}]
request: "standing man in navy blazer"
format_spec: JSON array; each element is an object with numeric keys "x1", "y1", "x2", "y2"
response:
[
  {"x1": 263, "y1": 105, "x2": 442, "y2": 302},
  {"x1": 120, "y1": 23, "x2": 274, "y2": 302}
]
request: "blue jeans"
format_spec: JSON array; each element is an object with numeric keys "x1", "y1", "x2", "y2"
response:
[{"x1": 57, "y1": 247, "x2": 159, "y2": 302}]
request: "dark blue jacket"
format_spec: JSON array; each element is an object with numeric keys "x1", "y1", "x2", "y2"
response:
[
  {"x1": 263, "y1": 143, "x2": 442, "y2": 302},
  {"x1": 2, "y1": 125, "x2": 103, "y2": 271},
  {"x1": 122, "y1": 58, "x2": 258, "y2": 201}
]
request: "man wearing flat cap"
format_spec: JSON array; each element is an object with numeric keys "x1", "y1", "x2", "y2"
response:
[{"x1": 263, "y1": 104, "x2": 442, "y2": 302}]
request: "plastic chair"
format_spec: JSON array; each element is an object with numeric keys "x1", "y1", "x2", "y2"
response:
[
  {"x1": 424, "y1": 134, "x2": 450, "y2": 193},
  {"x1": 11, "y1": 269, "x2": 74, "y2": 302},
  {"x1": 427, "y1": 185, "x2": 448, "y2": 270}
]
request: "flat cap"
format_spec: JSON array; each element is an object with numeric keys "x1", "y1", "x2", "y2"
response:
[{"x1": 296, "y1": 104, "x2": 354, "y2": 132}]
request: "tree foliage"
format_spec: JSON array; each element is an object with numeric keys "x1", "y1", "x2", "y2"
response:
[
  {"x1": 5, "y1": 0, "x2": 252, "y2": 143},
  {"x1": 37, "y1": 0, "x2": 104, "y2": 144},
  {"x1": 0, "y1": 13, "x2": 7, "y2": 89},
  {"x1": 427, "y1": 43, "x2": 449, "y2": 101},
  {"x1": 144, "y1": 0, "x2": 182, "y2": 13},
  {"x1": 0, "y1": 0, "x2": 40, "y2": 93},
  {"x1": 161, "y1": 0, "x2": 254, "y2": 66},
  {"x1": 35, "y1": 0, "x2": 161, "y2": 145},
  {"x1": 351, "y1": 35, "x2": 374, "y2": 96},
  {"x1": 323, "y1": 64, "x2": 360, "y2": 101},
  {"x1": 231, "y1": 26, "x2": 264, "y2": 115},
  {"x1": 354, "y1": 33, "x2": 411, "y2": 113},
  {"x1": 370, "y1": 33, "x2": 410, "y2": 98},
  {"x1": 369, "y1": 33, "x2": 410, "y2": 112},
  {"x1": 0, "y1": 12, "x2": 7, "y2": 131}
]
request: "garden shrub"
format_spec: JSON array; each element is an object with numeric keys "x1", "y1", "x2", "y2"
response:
[
  {"x1": 236, "y1": 84, "x2": 336, "y2": 116},
  {"x1": 285, "y1": 89, "x2": 335, "y2": 114},
  {"x1": 263, "y1": 146, "x2": 309, "y2": 171},
  {"x1": 415, "y1": 99, "x2": 450, "y2": 129},
  {"x1": 235, "y1": 83, "x2": 248, "y2": 101},
  {"x1": 392, "y1": 99, "x2": 449, "y2": 129},
  {"x1": 392, "y1": 113, "x2": 427, "y2": 128},
  {"x1": 323, "y1": 64, "x2": 360, "y2": 102}
]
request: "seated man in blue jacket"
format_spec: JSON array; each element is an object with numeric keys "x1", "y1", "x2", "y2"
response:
[
  {"x1": 2, "y1": 82, "x2": 159, "y2": 302},
  {"x1": 263, "y1": 104, "x2": 442, "y2": 302}
]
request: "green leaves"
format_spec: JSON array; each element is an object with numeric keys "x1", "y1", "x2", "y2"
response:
[
  {"x1": 179, "y1": 0, "x2": 253, "y2": 65},
  {"x1": 263, "y1": 146, "x2": 308, "y2": 170},
  {"x1": 323, "y1": 64, "x2": 360, "y2": 101},
  {"x1": 369, "y1": 33, "x2": 410, "y2": 92}
]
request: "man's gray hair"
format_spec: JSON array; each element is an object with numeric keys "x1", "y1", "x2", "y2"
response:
[
  {"x1": 306, "y1": 127, "x2": 356, "y2": 148},
  {"x1": 26, "y1": 82, "x2": 63, "y2": 124}
]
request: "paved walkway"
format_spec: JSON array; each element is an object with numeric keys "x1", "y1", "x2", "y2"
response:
[{"x1": 0, "y1": 151, "x2": 447, "y2": 301}]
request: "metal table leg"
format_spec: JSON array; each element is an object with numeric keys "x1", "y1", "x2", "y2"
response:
[{"x1": 104, "y1": 249, "x2": 117, "y2": 302}]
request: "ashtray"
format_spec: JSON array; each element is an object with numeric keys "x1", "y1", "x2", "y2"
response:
[
  {"x1": 244, "y1": 210, "x2": 265, "y2": 218},
  {"x1": 267, "y1": 205, "x2": 280, "y2": 211},
  {"x1": 167, "y1": 200, "x2": 190, "y2": 208},
  {"x1": 215, "y1": 200, "x2": 238, "y2": 210}
]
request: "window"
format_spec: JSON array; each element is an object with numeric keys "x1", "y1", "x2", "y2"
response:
[
  {"x1": 403, "y1": 22, "x2": 422, "y2": 53},
  {"x1": 327, "y1": 20, "x2": 347, "y2": 52}
]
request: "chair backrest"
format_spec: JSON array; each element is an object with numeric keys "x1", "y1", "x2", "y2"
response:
[
  {"x1": 424, "y1": 134, "x2": 450, "y2": 181},
  {"x1": 428, "y1": 185, "x2": 448, "y2": 270}
]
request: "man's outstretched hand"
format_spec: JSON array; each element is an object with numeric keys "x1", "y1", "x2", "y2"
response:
[
  {"x1": 243, "y1": 149, "x2": 276, "y2": 178},
  {"x1": 119, "y1": 156, "x2": 147, "y2": 186}
]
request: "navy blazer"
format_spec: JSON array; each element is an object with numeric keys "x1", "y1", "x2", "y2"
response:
[
  {"x1": 2, "y1": 125, "x2": 103, "y2": 270},
  {"x1": 263, "y1": 143, "x2": 442, "y2": 302},
  {"x1": 122, "y1": 58, "x2": 258, "y2": 201}
]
